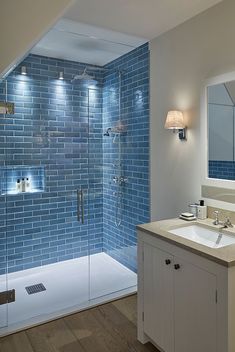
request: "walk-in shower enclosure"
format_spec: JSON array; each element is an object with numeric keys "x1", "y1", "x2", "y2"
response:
[{"x1": 0, "y1": 43, "x2": 149, "y2": 334}]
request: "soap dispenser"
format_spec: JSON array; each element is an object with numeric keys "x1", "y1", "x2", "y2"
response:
[{"x1": 197, "y1": 200, "x2": 207, "y2": 220}]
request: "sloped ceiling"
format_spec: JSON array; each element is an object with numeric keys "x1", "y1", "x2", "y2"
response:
[
  {"x1": 31, "y1": 0, "x2": 222, "y2": 66},
  {"x1": 0, "y1": 0, "x2": 73, "y2": 78},
  {"x1": 225, "y1": 81, "x2": 235, "y2": 105},
  {"x1": 31, "y1": 19, "x2": 146, "y2": 66},
  {"x1": 64, "y1": 0, "x2": 222, "y2": 39}
]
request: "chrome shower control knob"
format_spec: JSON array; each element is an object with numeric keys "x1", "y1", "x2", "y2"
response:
[
  {"x1": 112, "y1": 176, "x2": 119, "y2": 183},
  {"x1": 119, "y1": 176, "x2": 128, "y2": 185}
]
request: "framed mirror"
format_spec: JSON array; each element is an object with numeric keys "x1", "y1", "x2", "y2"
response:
[{"x1": 201, "y1": 71, "x2": 235, "y2": 192}]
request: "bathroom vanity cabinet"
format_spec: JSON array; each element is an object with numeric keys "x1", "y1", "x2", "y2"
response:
[{"x1": 137, "y1": 225, "x2": 235, "y2": 352}]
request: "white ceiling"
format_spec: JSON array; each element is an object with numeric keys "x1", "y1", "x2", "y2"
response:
[
  {"x1": 31, "y1": 19, "x2": 146, "y2": 66},
  {"x1": 31, "y1": 0, "x2": 222, "y2": 66},
  {"x1": 64, "y1": 0, "x2": 222, "y2": 39}
]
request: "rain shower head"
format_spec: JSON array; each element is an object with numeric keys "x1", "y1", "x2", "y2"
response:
[{"x1": 71, "y1": 68, "x2": 98, "y2": 84}]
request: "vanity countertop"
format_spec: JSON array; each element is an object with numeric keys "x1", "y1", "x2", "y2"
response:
[{"x1": 137, "y1": 218, "x2": 235, "y2": 267}]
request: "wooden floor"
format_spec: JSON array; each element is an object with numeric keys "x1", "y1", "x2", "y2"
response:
[{"x1": 0, "y1": 295, "x2": 159, "y2": 352}]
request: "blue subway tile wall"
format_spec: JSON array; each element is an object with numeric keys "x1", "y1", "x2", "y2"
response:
[
  {"x1": 0, "y1": 54, "x2": 104, "y2": 274},
  {"x1": 102, "y1": 43, "x2": 150, "y2": 272},
  {"x1": 209, "y1": 160, "x2": 235, "y2": 180},
  {"x1": 0, "y1": 44, "x2": 149, "y2": 276}
]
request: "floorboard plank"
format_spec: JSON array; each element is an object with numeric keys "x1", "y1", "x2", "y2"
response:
[
  {"x1": 0, "y1": 331, "x2": 34, "y2": 352},
  {"x1": 95, "y1": 301, "x2": 159, "y2": 352},
  {"x1": 64, "y1": 307, "x2": 132, "y2": 352},
  {"x1": 112, "y1": 294, "x2": 137, "y2": 325},
  {"x1": 26, "y1": 319, "x2": 85, "y2": 352}
]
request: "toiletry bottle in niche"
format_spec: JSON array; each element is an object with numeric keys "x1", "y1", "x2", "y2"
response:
[
  {"x1": 16, "y1": 179, "x2": 21, "y2": 193},
  {"x1": 26, "y1": 177, "x2": 31, "y2": 192},
  {"x1": 197, "y1": 200, "x2": 207, "y2": 220},
  {"x1": 21, "y1": 178, "x2": 26, "y2": 192}
]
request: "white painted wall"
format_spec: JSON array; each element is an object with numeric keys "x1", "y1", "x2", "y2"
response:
[
  {"x1": 150, "y1": 0, "x2": 235, "y2": 220},
  {"x1": 0, "y1": 0, "x2": 74, "y2": 77}
]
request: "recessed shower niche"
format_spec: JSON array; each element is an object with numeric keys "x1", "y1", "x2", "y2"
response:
[{"x1": 0, "y1": 165, "x2": 45, "y2": 195}]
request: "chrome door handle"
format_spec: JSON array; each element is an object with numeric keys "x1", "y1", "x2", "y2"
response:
[
  {"x1": 77, "y1": 188, "x2": 84, "y2": 224},
  {"x1": 77, "y1": 189, "x2": 80, "y2": 222},
  {"x1": 81, "y1": 188, "x2": 84, "y2": 224}
]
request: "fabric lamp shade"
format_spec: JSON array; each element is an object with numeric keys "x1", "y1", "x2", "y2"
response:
[{"x1": 164, "y1": 110, "x2": 185, "y2": 129}]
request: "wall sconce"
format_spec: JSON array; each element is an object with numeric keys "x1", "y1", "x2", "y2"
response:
[
  {"x1": 59, "y1": 71, "x2": 64, "y2": 80},
  {"x1": 164, "y1": 110, "x2": 186, "y2": 140},
  {"x1": 21, "y1": 66, "x2": 27, "y2": 75}
]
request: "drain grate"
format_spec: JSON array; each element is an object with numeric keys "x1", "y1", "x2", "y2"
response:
[{"x1": 25, "y1": 283, "x2": 46, "y2": 295}]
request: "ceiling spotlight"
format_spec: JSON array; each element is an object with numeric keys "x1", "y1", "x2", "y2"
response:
[
  {"x1": 21, "y1": 66, "x2": 27, "y2": 75},
  {"x1": 59, "y1": 71, "x2": 64, "y2": 80}
]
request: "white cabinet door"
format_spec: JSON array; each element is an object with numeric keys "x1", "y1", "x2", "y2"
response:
[
  {"x1": 143, "y1": 243, "x2": 174, "y2": 352},
  {"x1": 174, "y1": 257, "x2": 217, "y2": 352}
]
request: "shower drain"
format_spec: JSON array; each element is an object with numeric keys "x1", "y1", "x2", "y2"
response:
[{"x1": 25, "y1": 283, "x2": 46, "y2": 295}]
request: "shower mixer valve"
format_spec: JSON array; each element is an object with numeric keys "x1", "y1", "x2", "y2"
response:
[
  {"x1": 113, "y1": 176, "x2": 119, "y2": 183},
  {"x1": 113, "y1": 160, "x2": 122, "y2": 168},
  {"x1": 112, "y1": 176, "x2": 128, "y2": 185}
]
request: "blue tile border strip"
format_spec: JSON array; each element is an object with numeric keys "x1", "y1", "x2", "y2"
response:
[{"x1": 209, "y1": 160, "x2": 235, "y2": 180}]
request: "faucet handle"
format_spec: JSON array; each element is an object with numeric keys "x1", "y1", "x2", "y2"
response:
[
  {"x1": 225, "y1": 217, "x2": 233, "y2": 228},
  {"x1": 213, "y1": 210, "x2": 219, "y2": 218}
]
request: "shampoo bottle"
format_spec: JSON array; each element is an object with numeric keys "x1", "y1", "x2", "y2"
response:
[
  {"x1": 16, "y1": 179, "x2": 21, "y2": 193},
  {"x1": 21, "y1": 178, "x2": 26, "y2": 192},
  {"x1": 26, "y1": 177, "x2": 31, "y2": 192}
]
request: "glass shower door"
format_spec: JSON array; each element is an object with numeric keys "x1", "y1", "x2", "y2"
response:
[
  {"x1": 88, "y1": 87, "x2": 137, "y2": 301},
  {"x1": 0, "y1": 197, "x2": 7, "y2": 329},
  {"x1": 0, "y1": 78, "x2": 8, "y2": 328},
  {"x1": 87, "y1": 87, "x2": 105, "y2": 299},
  {"x1": 4, "y1": 75, "x2": 90, "y2": 329}
]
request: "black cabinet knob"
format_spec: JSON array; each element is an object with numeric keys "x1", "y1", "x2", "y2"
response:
[
  {"x1": 165, "y1": 259, "x2": 171, "y2": 265},
  {"x1": 174, "y1": 264, "x2": 180, "y2": 270}
]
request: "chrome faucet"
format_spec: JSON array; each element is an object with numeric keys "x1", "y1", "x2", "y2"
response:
[{"x1": 213, "y1": 211, "x2": 220, "y2": 225}]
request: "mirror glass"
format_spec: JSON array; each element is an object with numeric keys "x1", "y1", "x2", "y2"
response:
[{"x1": 207, "y1": 81, "x2": 235, "y2": 180}]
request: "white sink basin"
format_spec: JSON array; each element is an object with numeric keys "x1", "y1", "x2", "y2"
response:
[{"x1": 169, "y1": 224, "x2": 235, "y2": 248}]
